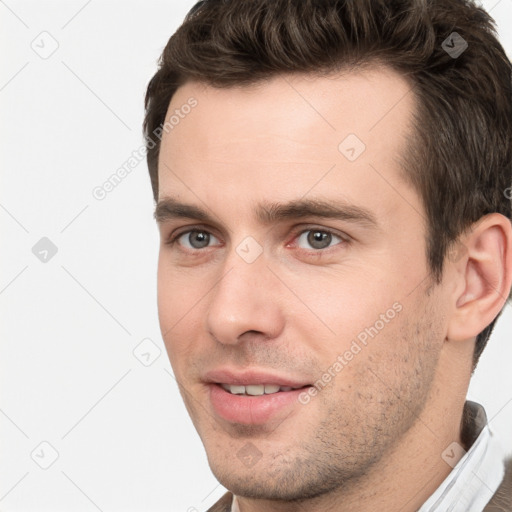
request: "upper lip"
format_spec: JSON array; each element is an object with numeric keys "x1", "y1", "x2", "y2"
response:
[{"x1": 204, "y1": 368, "x2": 311, "y2": 388}]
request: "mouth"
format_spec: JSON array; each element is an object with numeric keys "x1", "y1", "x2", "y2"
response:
[
  {"x1": 218, "y1": 383, "x2": 309, "y2": 396},
  {"x1": 202, "y1": 368, "x2": 314, "y2": 424},
  {"x1": 208, "y1": 383, "x2": 314, "y2": 425}
]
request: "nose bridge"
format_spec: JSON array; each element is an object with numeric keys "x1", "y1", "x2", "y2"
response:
[{"x1": 206, "y1": 244, "x2": 284, "y2": 344}]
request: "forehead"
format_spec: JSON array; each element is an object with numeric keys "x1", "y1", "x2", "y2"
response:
[{"x1": 157, "y1": 67, "x2": 419, "y2": 226}]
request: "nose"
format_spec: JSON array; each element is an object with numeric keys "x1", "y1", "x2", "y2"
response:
[{"x1": 205, "y1": 249, "x2": 285, "y2": 345}]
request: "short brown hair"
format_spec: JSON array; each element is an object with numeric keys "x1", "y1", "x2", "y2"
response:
[{"x1": 144, "y1": 0, "x2": 512, "y2": 368}]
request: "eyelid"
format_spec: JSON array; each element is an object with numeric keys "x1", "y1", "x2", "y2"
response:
[
  {"x1": 166, "y1": 224, "x2": 223, "y2": 247},
  {"x1": 287, "y1": 225, "x2": 350, "y2": 251},
  {"x1": 165, "y1": 224, "x2": 350, "y2": 252}
]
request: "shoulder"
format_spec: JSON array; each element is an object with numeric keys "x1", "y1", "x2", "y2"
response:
[
  {"x1": 205, "y1": 491, "x2": 234, "y2": 512},
  {"x1": 484, "y1": 457, "x2": 512, "y2": 512}
]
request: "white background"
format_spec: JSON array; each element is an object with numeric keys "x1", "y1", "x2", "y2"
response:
[{"x1": 1, "y1": 1, "x2": 511, "y2": 511}]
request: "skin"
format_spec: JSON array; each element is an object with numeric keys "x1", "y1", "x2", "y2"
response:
[{"x1": 155, "y1": 67, "x2": 512, "y2": 511}]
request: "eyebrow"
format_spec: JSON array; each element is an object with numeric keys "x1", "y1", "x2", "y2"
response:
[{"x1": 154, "y1": 197, "x2": 379, "y2": 230}]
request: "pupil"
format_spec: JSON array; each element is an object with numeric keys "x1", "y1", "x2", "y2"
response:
[
  {"x1": 308, "y1": 230, "x2": 331, "y2": 249},
  {"x1": 190, "y1": 231, "x2": 209, "y2": 249}
]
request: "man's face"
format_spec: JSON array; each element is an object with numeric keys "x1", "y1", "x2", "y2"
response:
[{"x1": 156, "y1": 68, "x2": 449, "y2": 500}]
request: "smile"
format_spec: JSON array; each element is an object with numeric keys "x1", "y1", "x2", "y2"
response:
[{"x1": 220, "y1": 383, "x2": 307, "y2": 395}]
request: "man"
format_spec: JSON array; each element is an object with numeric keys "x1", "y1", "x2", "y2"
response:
[{"x1": 144, "y1": 0, "x2": 512, "y2": 510}]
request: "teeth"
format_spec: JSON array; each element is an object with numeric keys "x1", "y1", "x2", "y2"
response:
[
  {"x1": 220, "y1": 383, "x2": 300, "y2": 395},
  {"x1": 227, "y1": 385, "x2": 245, "y2": 395},
  {"x1": 246, "y1": 385, "x2": 264, "y2": 396}
]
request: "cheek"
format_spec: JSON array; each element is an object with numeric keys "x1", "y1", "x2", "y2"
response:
[
  {"x1": 157, "y1": 253, "x2": 207, "y2": 320},
  {"x1": 284, "y1": 268, "x2": 401, "y2": 348},
  {"x1": 157, "y1": 258, "x2": 206, "y2": 362}
]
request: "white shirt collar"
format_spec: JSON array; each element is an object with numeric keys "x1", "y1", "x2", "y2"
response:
[
  {"x1": 231, "y1": 402, "x2": 505, "y2": 512},
  {"x1": 419, "y1": 402, "x2": 505, "y2": 511}
]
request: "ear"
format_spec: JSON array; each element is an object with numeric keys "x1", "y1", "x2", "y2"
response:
[{"x1": 446, "y1": 213, "x2": 512, "y2": 342}]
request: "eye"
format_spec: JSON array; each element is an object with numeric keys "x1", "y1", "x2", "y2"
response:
[
  {"x1": 295, "y1": 229, "x2": 345, "y2": 250},
  {"x1": 172, "y1": 229, "x2": 221, "y2": 250}
]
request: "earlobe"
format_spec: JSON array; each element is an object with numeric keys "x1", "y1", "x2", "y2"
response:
[{"x1": 446, "y1": 213, "x2": 512, "y2": 342}]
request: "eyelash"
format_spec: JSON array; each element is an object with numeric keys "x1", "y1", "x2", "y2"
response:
[{"x1": 165, "y1": 225, "x2": 349, "y2": 253}]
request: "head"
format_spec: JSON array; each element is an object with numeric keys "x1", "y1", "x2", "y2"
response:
[{"x1": 144, "y1": 0, "x2": 512, "y2": 505}]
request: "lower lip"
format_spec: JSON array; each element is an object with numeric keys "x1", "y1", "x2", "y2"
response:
[{"x1": 208, "y1": 384, "x2": 310, "y2": 425}]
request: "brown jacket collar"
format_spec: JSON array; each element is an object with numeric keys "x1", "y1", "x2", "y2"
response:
[{"x1": 484, "y1": 456, "x2": 512, "y2": 511}]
